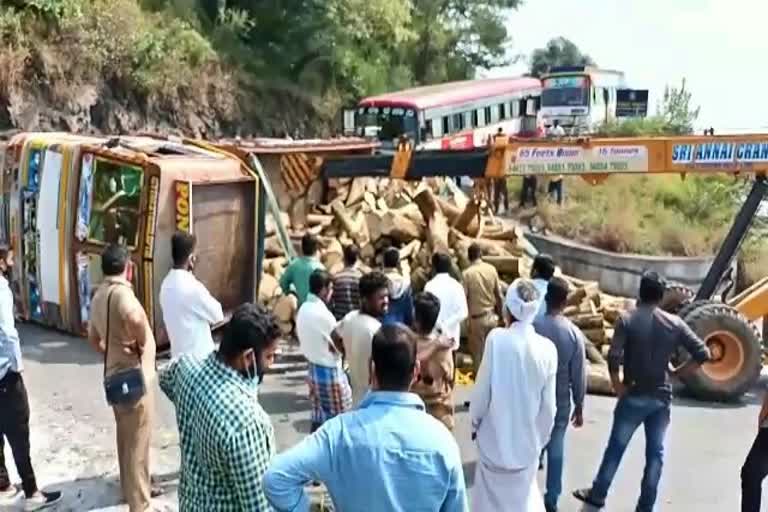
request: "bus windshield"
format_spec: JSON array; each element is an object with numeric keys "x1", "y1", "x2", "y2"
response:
[
  {"x1": 541, "y1": 76, "x2": 589, "y2": 107},
  {"x1": 355, "y1": 106, "x2": 419, "y2": 142}
]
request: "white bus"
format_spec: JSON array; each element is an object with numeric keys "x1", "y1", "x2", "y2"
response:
[
  {"x1": 540, "y1": 66, "x2": 627, "y2": 134},
  {"x1": 344, "y1": 76, "x2": 543, "y2": 150}
]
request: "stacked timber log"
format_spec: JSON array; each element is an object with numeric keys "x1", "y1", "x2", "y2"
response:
[
  {"x1": 558, "y1": 275, "x2": 636, "y2": 395},
  {"x1": 262, "y1": 175, "x2": 633, "y2": 395}
]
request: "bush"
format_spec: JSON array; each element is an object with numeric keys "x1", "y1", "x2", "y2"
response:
[
  {"x1": 2, "y1": 0, "x2": 219, "y2": 99},
  {"x1": 532, "y1": 175, "x2": 744, "y2": 257}
]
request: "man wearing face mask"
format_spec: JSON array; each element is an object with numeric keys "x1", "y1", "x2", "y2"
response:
[
  {"x1": 159, "y1": 303, "x2": 282, "y2": 511},
  {"x1": 159, "y1": 231, "x2": 224, "y2": 360}
]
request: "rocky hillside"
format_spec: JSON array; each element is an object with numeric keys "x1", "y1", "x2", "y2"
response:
[{"x1": 0, "y1": 1, "x2": 336, "y2": 137}]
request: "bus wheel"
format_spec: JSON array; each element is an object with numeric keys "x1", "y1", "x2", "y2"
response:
[
  {"x1": 680, "y1": 303, "x2": 762, "y2": 402},
  {"x1": 660, "y1": 283, "x2": 696, "y2": 314}
]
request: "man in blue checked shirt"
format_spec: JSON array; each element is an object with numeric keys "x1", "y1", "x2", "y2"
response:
[
  {"x1": 160, "y1": 303, "x2": 282, "y2": 512},
  {"x1": 264, "y1": 324, "x2": 468, "y2": 512}
]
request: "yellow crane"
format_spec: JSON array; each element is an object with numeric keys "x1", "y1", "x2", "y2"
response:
[{"x1": 322, "y1": 133, "x2": 768, "y2": 401}]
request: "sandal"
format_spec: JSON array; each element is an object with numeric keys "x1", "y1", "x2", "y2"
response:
[{"x1": 573, "y1": 488, "x2": 604, "y2": 508}]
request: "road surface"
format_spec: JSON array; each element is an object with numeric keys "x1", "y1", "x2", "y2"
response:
[{"x1": 1, "y1": 324, "x2": 763, "y2": 511}]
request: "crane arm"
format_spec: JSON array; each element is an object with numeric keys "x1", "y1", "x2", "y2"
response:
[{"x1": 322, "y1": 134, "x2": 768, "y2": 180}]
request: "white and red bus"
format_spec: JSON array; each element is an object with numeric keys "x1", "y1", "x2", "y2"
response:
[{"x1": 344, "y1": 76, "x2": 543, "y2": 150}]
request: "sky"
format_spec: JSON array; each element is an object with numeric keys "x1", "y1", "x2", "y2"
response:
[{"x1": 484, "y1": 0, "x2": 768, "y2": 132}]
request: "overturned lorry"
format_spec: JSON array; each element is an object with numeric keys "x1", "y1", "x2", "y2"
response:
[
  {"x1": 0, "y1": 133, "x2": 267, "y2": 339},
  {"x1": 0, "y1": 132, "x2": 377, "y2": 343}
]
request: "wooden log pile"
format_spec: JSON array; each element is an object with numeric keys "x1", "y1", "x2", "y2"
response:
[
  {"x1": 262, "y1": 175, "x2": 636, "y2": 396},
  {"x1": 558, "y1": 274, "x2": 636, "y2": 395}
]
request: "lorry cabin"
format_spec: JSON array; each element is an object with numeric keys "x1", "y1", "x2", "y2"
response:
[{"x1": 0, "y1": 133, "x2": 264, "y2": 340}]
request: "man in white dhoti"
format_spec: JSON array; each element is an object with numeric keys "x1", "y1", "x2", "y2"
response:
[{"x1": 470, "y1": 278, "x2": 558, "y2": 512}]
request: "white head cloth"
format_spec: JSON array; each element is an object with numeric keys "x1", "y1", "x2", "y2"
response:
[{"x1": 504, "y1": 278, "x2": 541, "y2": 325}]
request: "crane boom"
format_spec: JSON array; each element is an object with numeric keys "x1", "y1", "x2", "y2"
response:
[{"x1": 322, "y1": 134, "x2": 768, "y2": 180}]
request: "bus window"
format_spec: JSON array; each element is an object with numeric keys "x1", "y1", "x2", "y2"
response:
[
  {"x1": 86, "y1": 159, "x2": 144, "y2": 248},
  {"x1": 452, "y1": 113, "x2": 465, "y2": 131},
  {"x1": 542, "y1": 76, "x2": 590, "y2": 107},
  {"x1": 499, "y1": 103, "x2": 507, "y2": 120},
  {"x1": 484, "y1": 106, "x2": 492, "y2": 125},
  {"x1": 442, "y1": 116, "x2": 450, "y2": 134},
  {"x1": 355, "y1": 106, "x2": 419, "y2": 141},
  {"x1": 424, "y1": 119, "x2": 434, "y2": 140},
  {"x1": 472, "y1": 111, "x2": 479, "y2": 127},
  {"x1": 511, "y1": 101, "x2": 520, "y2": 118}
]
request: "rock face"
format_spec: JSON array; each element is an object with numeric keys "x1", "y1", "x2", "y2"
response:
[{"x1": 0, "y1": 61, "x2": 333, "y2": 138}]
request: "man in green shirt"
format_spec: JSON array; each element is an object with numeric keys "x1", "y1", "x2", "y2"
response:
[
  {"x1": 159, "y1": 303, "x2": 282, "y2": 511},
  {"x1": 280, "y1": 233, "x2": 325, "y2": 305}
]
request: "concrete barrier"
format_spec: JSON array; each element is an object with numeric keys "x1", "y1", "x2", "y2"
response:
[{"x1": 526, "y1": 232, "x2": 716, "y2": 297}]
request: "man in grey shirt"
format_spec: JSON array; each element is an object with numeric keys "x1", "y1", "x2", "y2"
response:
[
  {"x1": 534, "y1": 277, "x2": 587, "y2": 512},
  {"x1": 574, "y1": 271, "x2": 710, "y2": 512}
]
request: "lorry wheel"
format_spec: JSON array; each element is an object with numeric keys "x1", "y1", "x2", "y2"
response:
[
  {"x1": 660, "y1": 284, "x2": 695, "y2": 314},
  {"x1": 680, "y1": 303, "x2": 762, "y2": 402}
]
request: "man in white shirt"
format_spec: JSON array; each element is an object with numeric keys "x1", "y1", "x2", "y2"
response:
[
  {"x1": 0, "y1": 247, "x2": 62, "y2": 509},
  {"x1": 470, "y1": 278, "x2": 558, "y2": 512},
  {"x1": 424, "y1": 253, "x2": 468, "y2": 351},
  {"x1": 160, "y1": 232, "x2": 224, "y2": 360},
  {"x1": 547, "y1": 120, "x2": 566, "y2": 138},
  {"x1": 296, "y1": 269, "x2": 351, "y2": 432},
  {"x1": 335, "y1": 271, "x2": 390, "y2": 406}
]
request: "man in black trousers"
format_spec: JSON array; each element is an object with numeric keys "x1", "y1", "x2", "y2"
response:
[
  {"x1": 0, "y1": 246, "x2": 61, "y2": 510},
  {"x1": 741, "y1": 391, "x2": 768, "y2": 512}
]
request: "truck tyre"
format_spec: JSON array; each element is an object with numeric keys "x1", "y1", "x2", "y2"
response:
[
  {"x1": 680, "y1": 303, "x2": 762, "y2": 401},
  {"x1": 660, "y1": 283, "x2": 696, "y2": 314}
]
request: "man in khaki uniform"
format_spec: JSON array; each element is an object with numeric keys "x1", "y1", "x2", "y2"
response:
[
  {"x1": 462, "y1": 243, "x2": 503, "y2": 377},
  {"x1": 88, "y1": 244, "x2": 156, "y2": 512}
]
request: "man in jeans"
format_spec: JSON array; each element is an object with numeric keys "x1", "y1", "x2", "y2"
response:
[
  {"x1": 534, "y1": 277, "x2": 587, "y2": 512},
  {"x1": 574, "y1": 271, "x2": 710, "y2": 512}
]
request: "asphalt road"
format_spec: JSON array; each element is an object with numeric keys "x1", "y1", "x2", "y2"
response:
[{"x1": 2, "y1": 324, "x2": 764, "y2": 511}]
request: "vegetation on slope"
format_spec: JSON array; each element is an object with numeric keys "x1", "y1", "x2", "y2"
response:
[{"x1": 0, "y1": 0, "x2": 527, "y2": 135}]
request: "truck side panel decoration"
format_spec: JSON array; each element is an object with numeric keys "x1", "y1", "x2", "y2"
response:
[{"x1": 175, "y1": 180, "x2": 192, "y2": 233}]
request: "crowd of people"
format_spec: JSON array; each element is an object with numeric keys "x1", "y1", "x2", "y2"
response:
[{"x1": 2, "y1": 227, "x2": 768, "y2": 511}]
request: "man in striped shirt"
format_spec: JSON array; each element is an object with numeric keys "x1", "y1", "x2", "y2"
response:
[{"x1": 330, "y1": 245, "x2": 362, "y2": 321}]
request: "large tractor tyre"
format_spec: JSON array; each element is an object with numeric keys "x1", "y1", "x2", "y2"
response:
[
  {"x1": 660, "y1": 284, "x2": 696, "y2": 314},
  {"x1": 680, "y1": 303, "x2": 762, "y2": 402},
  {"x1": 677, "y1": 299, "x2": 720, "y2": 323}
]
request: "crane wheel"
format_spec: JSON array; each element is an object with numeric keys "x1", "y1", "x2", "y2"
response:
[
  {"x1": 677, "y1": 299, "x2": 720, "y2": 322},
  {"x1": 660, "y1": 284, "x2": 696, "y2": 314},
  {"x1": 680, "y1": 303, "x2": 762, "y2": 402}
]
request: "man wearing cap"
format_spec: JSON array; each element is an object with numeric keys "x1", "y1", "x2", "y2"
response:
[
  {"x1": 470, "y1": 279, "x2": 558, "y2": 512},
  {"x1": 574, "y1": 271, "x2": 710, "y2": 512}
]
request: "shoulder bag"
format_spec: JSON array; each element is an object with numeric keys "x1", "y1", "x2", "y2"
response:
[{"x1": 103, "y1": 285, "x2": 146, "y2": 406}]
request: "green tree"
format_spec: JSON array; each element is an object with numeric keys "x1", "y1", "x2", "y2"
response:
[
  {"x1": 656, "y1": 78, "x2": 700, "y2": 135},
  {"x1": 406, "y1": 0, "x2": 522, "y2": 84},
  {"x1": 529, "y1": 37, "x2": 595, "y2": 78}
]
